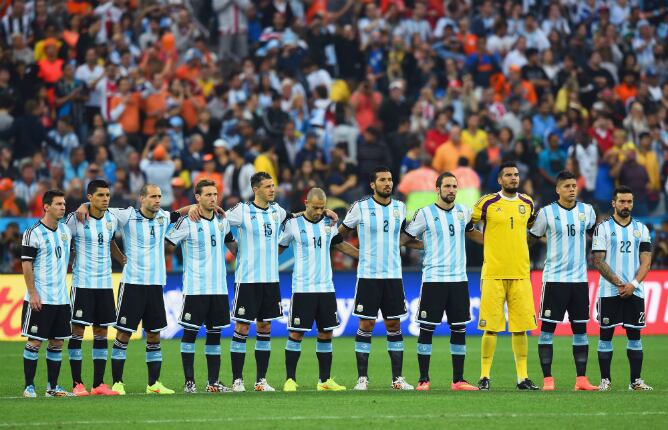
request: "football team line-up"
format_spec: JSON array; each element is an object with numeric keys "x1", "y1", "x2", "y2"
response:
[{"x1": 18, "y1": 161, "x2": 654, "y2": 397}]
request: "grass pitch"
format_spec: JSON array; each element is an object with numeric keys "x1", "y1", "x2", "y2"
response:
[{"x1": 0, "y1": 335, "x2": 666, "y2": 429}]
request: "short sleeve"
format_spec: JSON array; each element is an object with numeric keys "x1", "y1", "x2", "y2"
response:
[
  {"x1": 108, "y1": 207, "x2": 133, "y2": 227},
  {"x1": 641, "y1": 225, "x2": 651, "y2": 244},
  {"x1": 330, "y1": 233, "x2": 344, "y2": 247},
  {"x1": 279, "y1": 220, "x2": 294, "y2": 247},
  {"x1": 226, "y1": 204, "x2": 243, "y2": 227},
  {"x1": 471, "y1": 196, "x2": 485, "y2": 224},
  {"x1": 591, "y1": 223, "x2": 608, "y2": 252},
  {"x1": 65, "y1": 213, "x2": 78, "y2": 237},
  {"x1": 21, "y1": 228, "x2": 39, "y2": 261},
  {"x1": 342, "y1": 201, "x2": 361, "y2": 229},
  {"x1": 529, "y1": 208, "x2": 547, "y2": 237},
  {"x1": 165, "y1": 217, "x2": 189, "y2": 246},
  {"x1": 586, "y1": 205, "x2": 597, "y2": 229},
  {"x1": 405, "y1": 208, "x2": 427, "y2": 238},
  {"x1": 277, "y1": 205, "x2": 288, "y2": 223}
]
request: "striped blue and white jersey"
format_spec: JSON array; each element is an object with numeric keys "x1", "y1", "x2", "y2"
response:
[
  {"x1": 592, "y1": 218, "x2": 651, "y2": 298},
  {"x1": 109, "y1": 207, "x2": 178, "y2": 286},
  {"x1": 405, "y1": 203, "x2": 472, "y2": 283},
  {"x1": 226, "y1": 202, "x2": 288, "y2": 284},
  {"x1": 166, "y1": 215, "x2": 234, "y2": 295},
  {"x1": 66, "y1": 211, "x2": 119, "y2": 289},
  {"x1": 279, "y1": 216, "x2": 343, "y2": 293},
  {"x1": 530, "y1": 202, "x2": 596, "y2": 283},
  {"x1": 21, "y1": 221, "x2": 72, "y2": 305},
  {"x1": 342, "y1": 197, "x2": 406, "y2": 279}
]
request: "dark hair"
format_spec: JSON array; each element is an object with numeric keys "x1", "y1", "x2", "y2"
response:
[
  {"x1": 369, "y1": 166, "x2": 391, "y2": 183},
  {"x1": 43, "y1": 189, "x2": 65, "y2": 206},
  {"x1": 251, "y1": 171, "x2": 273, "y2": 189},
  {"x1": 140, "y1": 183, "x2": 160, "y2": 197},
  {"x1": 436, "y1": 172, "x2": 457, "y2": 187},
  {"x1": 497, "y1": 161, "x2": 518, "y2": 178},
  {"x1": 612, "y1": 185, "x2": 633, "y2": 200},
  {"x1": 555, "y1": 170, "x2": 577, "y2": 184},
  {"x1": 87, "y1": 179, "x2": 110, "y2": 196},
  {"x1": 195, "y1": 179, "x2": 217, "y2": 195}
]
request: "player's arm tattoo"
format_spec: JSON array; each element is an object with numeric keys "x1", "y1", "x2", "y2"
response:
[
  {"x1": 334, "y1": 241, "x2": 359, "y2": 259},
  {"x1": 592, "y1": 251, "x2": 623, "y2": 287},
  {"x1": 400, "y1": 232, "x2": 424, "y2": 250}
]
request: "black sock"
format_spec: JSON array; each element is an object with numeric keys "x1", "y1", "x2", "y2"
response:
[
  {"x1": 626, "y1": 333, "x2": 643, "y2": 383},
  {"x1": 230, "y1": 331, "x2": 247, "y2": 381},
  {"x1": 316, "y1": 338, "x2": 333, "y2": 382},
  {"x1": 146, "y1": 341, "x2": 162, "y2": 386},
  {"x1": 46, "y1": 345, "x2": 63, "y2": 388},
  {"x1": 68, "y1": 333, "x2": 83, "y2": 386},
  {"x1": 180, "y1": 329, "x2": 197, "y2": 383},
  {"x1": 92, "y1": 336, "x2": 108, "y2": 387},
  {"x1": 538, "y1": 324, "x2": 556, "y2": 378},
  {"x1": 205, "y1": 331, "x2": 222, "y2": 385},
  {"x1": 355, "y1": 329, "x2": 372, "y2": 378},
  {"x1": 111, "y1": 338, "x2": 128, "y2": 383},
  {"x1": 450, "y1": 328, "x2": 466, "y2": 383},
  {"x1": 255, "y1": 333, "x2": 271, "y2": 382},
  {"x1": 387, "y1": 330, "x2": 404, "y2": 380},
  {"x1": 285, "y1": 336, "x2": 301, "y2": 381},
  {"x1": 598, "y1": 342, "x2": 613, "y2": 380},
  {"x1": 23, "y1": 343, "x2": 40, "y2": 387},
  {"x1": 417, "y1": 325, "x2": 434, "y2": 382},
  {"x1": 571, "y1": 324, "x2": 588, "y2": 377}
]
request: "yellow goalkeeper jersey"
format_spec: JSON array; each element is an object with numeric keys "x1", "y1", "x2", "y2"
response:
[{"x1": 471, "y1": 192, "x2": 536, "y2": 280}]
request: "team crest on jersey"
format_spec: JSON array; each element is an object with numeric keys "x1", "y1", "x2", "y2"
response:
[
  {"x1": 518, "y1": 205, "x2": 526, "y2": 214},
  {"x1": 238, "y1": 307, "x2": 246, "y2": 316},
  {"x1": 325, "y1": 226, "x2": 331, "y2": 234},
  {"x1": 157, "y1": 217, "x2": 165, "y2": 225},
  {"x1": 184, "y1": 313, "x2": 191, "y2": 321},
  {"x1": 393, "y1": 209, "x2": 400, "y2": 218},
  {"x1": 633, "y1": 230, "x2": 641, "y2": 238},
  {"x1": 61, "y1": 233, "x2": 68, "y2": 241},
  {"x1": 479, "y1": 319, "x2": 486, "y2": 327},
  {"x1": 272, "y1": 212, "x2": 279, "y2": 221},
  {"x1": 218, "y1": 222, "x2": 224, "y2": 231},
  {"x1": 294, "y1": 317, "x2": 300, "y2": 325},
  {"x1": 30, "y1": 325, "x2": 38, "y2": 333},
  {"x1": 578, "y1": 213, "x2": 586, "y2": 222},
  {"x1": 106, "y1": 222, "x2": 113, "y2": 230},
  {"x1": 75, "y1": 309, "x2": 83, "y2": 318},
  {"x1": 457, "y1": 212, "x2": 465, "y2": 220}
]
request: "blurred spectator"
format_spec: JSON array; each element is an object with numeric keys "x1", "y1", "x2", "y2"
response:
[
  {"x1": 433, "y1": 126, "x2": 475, "y2": 174},
  {"x1": 654, "y1": 220, "x2": 668, "y2": 267},
  {"x1": 223, "y1": 144, "x2": 255, "y2": 205},
  {"x1": 357, "y1": 126, "x2": 390, "y2": 192},
  {"x1": 0, "y1": 221, "x2": 21, "y2": 273},
  {"x1": 538, "y1": 133, "x2": 567, "y2": 197},
  {"x1": 140, "y1": 143, "x2": 175, "y2": 209},
  {"x1": 614, "y1": 149, "x2": 650, "y2": 216}
]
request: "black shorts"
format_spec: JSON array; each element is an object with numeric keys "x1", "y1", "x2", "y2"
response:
[
  {"x1": 353, "y1": 278, "x2": 407, "y2": 320},
  {"x1": 597, "y1": 295, "x2": 646, "y2": 329},
  {"x1": 288, "y1": 292, "x2": 339, "y2": 332},
  {"x1": 416, "y1": 282, "x2": 471, "y2": 326},
  {"x1": 70, "y1": 287, "x2": 116, "y2": 327},
  {"x1": 179, "y1": 294, "x2": 231, "y2": 330},
  {"x1": 231, "y1": 283, "x2": 283, "y2": 323},
  {"x1": 21, "y1": 302, "x2": 71, "y2": 341},
  {"x1": 115, "y1": 283, "x2": 167, "y2": 333},
  {"x1": 539, "y1": 282, "x2": 590, "y2": 323}
]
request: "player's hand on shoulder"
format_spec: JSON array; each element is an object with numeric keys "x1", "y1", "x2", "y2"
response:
[
  {"x1": 324, "y1": 209, "x2": 338, "y2": 223},
  {"x1": 214, "y1": 205, "x2": 226, "y2": 218},
  {"x1": 29, "y1": 292, "x2": 42, "y2": 311},
  {"x1": 75, "y1": 204, "x2": 89, "y2": 222},
  {"x1": 188, "y1": 205, "x2": 201, "y2": 222}
]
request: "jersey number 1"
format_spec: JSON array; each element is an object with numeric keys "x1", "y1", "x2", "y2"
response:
[{"x1": 510, "y1": 217, "x2": 514, "y2": 229}]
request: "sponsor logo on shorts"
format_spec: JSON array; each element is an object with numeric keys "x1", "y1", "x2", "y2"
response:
[
  {"x1": 356, "y1": 304, "x2": 363, "y2": 312},
  {"x1": 294, "y1": 317, "x2": 300, "y2": 325},
  {"x1": 30, "y1": 325, "x2": 38, "y2": 333},
  {"x1": 184, "y1": 313, "x2": 191, "y2": 321},
  {"x1": 238, "y1": 307, "x2": 246, "y2": 316},
  {"x1": 420, "y1": 310, "x2": 427, "y2": 319},
  {"x1": 603, "y1": 317, "x2": 609, "y2": 325},
  {"x1": 335, "y1": 312, "x2": 339, "y2": 323},
  {"x1": 75, "y1": 309, "x2": 83, "y2": 318},
  {"x1": 480, "y1": 320, "x2": 486, "y2": 327},
  {"x1": 120, "y1": 316, "x2": 127, "y2": 324},
  {"x1": 544, "y1": 309, "x2": 551, "y2": 317}
]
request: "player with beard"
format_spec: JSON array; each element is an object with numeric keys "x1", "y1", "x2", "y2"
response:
[
  {"x1": 470, "y1": 162, "x2": 540, "y2": 391},
  {"x1": 401, "y1": 172, "x2": 482, "y2": 390},
  {"x1": 339, "y1": 166, "x2": 413, "y2": 390}
]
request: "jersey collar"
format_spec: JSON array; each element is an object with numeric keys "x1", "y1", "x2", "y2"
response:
[
  {"x1": 497, "y1": 191, "x2": 518, "y2": 201},
  {"x1": 371, "y1": 196, "x2": 392, "y2": 207},
  {"x1": 556, "y1": 201, "x2": 578, "y2": 211},
  {"x1": 612, "y1": 216, "x2": 633, "y2": 228}
]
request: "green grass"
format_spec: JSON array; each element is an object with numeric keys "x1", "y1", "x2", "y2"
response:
[{"x1": 0, "y1": 336, "x2": 666, "y2": 429}]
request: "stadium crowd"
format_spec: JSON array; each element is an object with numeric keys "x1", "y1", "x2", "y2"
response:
[{"x1": 1, "y1": 0, "x2": 668, "y2": 272}]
